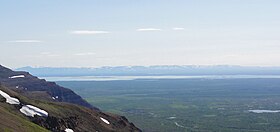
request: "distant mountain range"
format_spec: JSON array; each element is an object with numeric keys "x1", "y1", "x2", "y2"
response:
[{"x1": 16, "y1": 65, "x2": 280, "y2": 77}]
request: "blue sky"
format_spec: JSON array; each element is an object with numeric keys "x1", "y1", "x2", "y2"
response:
[{"x1": 1, "y1": 0, "x2": 280, "y2": 68}]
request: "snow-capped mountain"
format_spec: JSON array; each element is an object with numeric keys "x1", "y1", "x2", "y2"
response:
[{"x1": 17, "y1": 65, "x2": 280, "y2": 77}]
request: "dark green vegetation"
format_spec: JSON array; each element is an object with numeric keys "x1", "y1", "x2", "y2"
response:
[{"x1": 58, "y1": 78, "x2": 280, "y2": 132}]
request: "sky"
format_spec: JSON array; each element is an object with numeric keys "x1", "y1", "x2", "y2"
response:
[{"x1": 1, "y1": 0, "x2": 280, "y2": 68}]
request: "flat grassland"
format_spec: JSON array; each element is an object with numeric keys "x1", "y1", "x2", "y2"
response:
[{"x1": 58, "y1": 78, "x2": 280, "y2": 132}]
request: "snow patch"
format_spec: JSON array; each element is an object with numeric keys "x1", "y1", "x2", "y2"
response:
[
  {"x1": 20, "y1": 105, "x2": 48, "y2": 117},
  {"x1": 0, "y1": 90, "x2": 49, "y2": 118},
  {"x1": 0, "y1": 90, "x2": 20, "y2": 105},
  {"x1": 9, "y1": 75, "x2": 25, "y2": 79},
  {"x1": 100, "y1": 117, "x2": 110, "y2": 124},
  {"x1": 65, "y1": 128, "x2": 74, "y2": 132}
]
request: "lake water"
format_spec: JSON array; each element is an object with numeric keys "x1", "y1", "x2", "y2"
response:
[
  {"x1": 42, "y1": 75, "x2": 280, "y2": 81},
  {"x1": 249, "y1": 110, "x2": 280, "y2": 113}
]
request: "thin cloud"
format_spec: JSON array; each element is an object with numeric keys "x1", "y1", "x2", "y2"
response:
[
  {"x1": 70, "y1": 30, "x2": 110, "y2": 35},
  {"x1": 8, "y1": 40, "x2": 43, "y2": 43},
  {"x1": 46, "y1": 54, "x2": 60, "y2": 57},
  {"x1": 40, "y1": 52, "x2": 60, "y2": 57},
  {"x1": 172, "y1": 27, "x2": 185, "y2": 31},
  {"x1": 74, "y1": 52, "x2": 95, "y2": 56},
  {"x1": 40, "y1": 52, "x2": 51, "y2": 55},
  {"x1": 137, "y1": 28, "x2": 162, "y2": 31}
]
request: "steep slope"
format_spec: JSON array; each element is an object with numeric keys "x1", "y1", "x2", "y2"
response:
[
  {"x1": 0, "y1": 65, "x2": 141, "y2": 131},
  {"x1": 0, "y1": 65, "x2": 94, "y2": 109},
  {"x1": 0, "y1": 85, "x2": 140, "y2": 132},
  {"x1": 0, "y1": 86, "x2": 49, "y2": 132},
  {"x1": 0, "y1": 103, "x2": 49, "y2": 132}
]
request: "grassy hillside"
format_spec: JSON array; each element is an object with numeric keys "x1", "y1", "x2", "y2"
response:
[
  {"x1": 0, "y1": 65, "x2": 140, "y2": 131},
  {"x1": 0, "y1": 85, "x2": 140, "y2": 132},
  {"x1": 0, "y1": 86, "x2": 49, "y2": 132}
]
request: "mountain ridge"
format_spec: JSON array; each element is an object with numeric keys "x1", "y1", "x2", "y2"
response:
[{"x1": 0, "y1": 65, "x2": 94, "y2": 109}]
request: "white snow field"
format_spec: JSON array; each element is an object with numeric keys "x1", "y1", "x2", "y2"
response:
[
  {"x1": 0, "y1": 90, "x2": 48, "y2": 118},
  {"x1": 100, "y1": 117, "x2": 110, "y2": 125},
  {"x1": 65, "y1": 128, "x2": 74, "y2": 132},
  {"x1": 0, "y1": 90, "x2": 20, "y2": 105},
  {"x1": 9, "y1": 75, "x2": 25, "y2": 79},
  {"x1": 20, "y1": 105, "x2": 48, "y2": 117}
]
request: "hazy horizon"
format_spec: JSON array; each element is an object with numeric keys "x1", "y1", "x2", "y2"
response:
[
  {"x1": 13, "y1": 64, "x2": 280, "y2": 69},
  {"x1": 1, "y1": 0, "x2": 280, "y2": 68}
]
